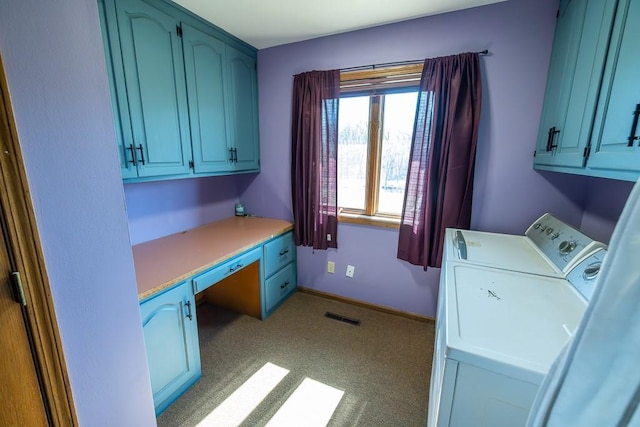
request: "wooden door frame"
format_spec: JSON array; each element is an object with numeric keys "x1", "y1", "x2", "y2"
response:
[{"x1": 0, "y1": 55, "x2": 77, "y2": 425}]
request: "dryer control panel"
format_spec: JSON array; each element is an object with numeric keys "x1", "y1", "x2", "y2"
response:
[
  {"x1": 566, "y1": 248, "x2": 607, "y2": 301},
  {"x1": 525, "y1": 214, "x2": 606, "y2": 274}
]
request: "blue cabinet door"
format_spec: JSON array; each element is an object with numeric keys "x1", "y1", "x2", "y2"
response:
[
  {"x1": 226, "y1": 46, "x2": 260, "y2": 172},
  {"x1": 98, "y1": 0, "x2": 137, "y2": 179},
  {"x1": 115, "y1": 0, "x2": 192, "y2": 178},
  {"x1": 140, "y1": 282, "x2": 201, "y2": 416},
  {"x1": 182, "y1": 24, "x2": 233, "y2": 174},
  {"x1": 264, "y1": 262, "x2": 297, "y2": 315},
  {"x1": 534, "y1": 0, "x2": 615, "y2": 169},
  {"x1": 263, "y1": 231, "x2": 295, "y2": 278},
  {"x1": 587, "y1": 0, "x2": 640, "y2": 180}
]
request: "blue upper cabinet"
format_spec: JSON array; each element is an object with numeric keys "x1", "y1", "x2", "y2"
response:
[
  {"x1": 182, "y1": 24, "x2": 234, "y2": 174},
  {"x1": 98, "y1": 0, "x2": 137, "y2": 180},
  {"x1": 534, "y1": 0, "x2": 616, "y2": 170},
  {"x1": 114, "y1": 0, "x2": 192, "y2": 178},
  {"x1": 586, "y1": 0, "x2": 640, "y2": 180},
  {"x1": 226, "y1": 47, "x2": 260, "y2": 172},
  {"x1": 534, "y1": 0, "x2": 640, "y2": 182},
  {"x1": 99, "y1": 0, "x2": 259, "y2": 182}
]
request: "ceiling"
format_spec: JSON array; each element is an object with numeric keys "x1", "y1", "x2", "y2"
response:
[{"x1": 173, "y1": 0, "x2": 508, "y2": 49}]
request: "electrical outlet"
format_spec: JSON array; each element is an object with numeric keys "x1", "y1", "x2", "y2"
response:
[
  {"x1": 327, "y1": 261, "x2": 335, "y2": 274},
  {"x1": 346, "y1": 265, "x2": 355, "y2": 278}
]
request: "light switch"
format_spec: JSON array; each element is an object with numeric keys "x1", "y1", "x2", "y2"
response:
[{"x1": 327, "y1": 261, "x2": 335, "y2": 274}]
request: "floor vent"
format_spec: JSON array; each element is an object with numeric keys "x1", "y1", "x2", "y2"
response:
[{"x1": 324, "y1": 312, "x2": 361, "y2": 326}]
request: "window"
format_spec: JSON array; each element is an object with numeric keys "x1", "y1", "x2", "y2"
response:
[{"x1": 338, "y1": 64, "x2": 422, "y2": 227}]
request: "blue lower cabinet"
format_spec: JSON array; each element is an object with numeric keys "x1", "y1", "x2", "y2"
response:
[
  {"x1": 140, "y1": 281, "x2": 201, "y2": 416},
  {"x1": 264, "y1": 261, "x2": 297, "y2": 315},
  {"x1": 192, "y1": 246, "x2": 262, "y2": 294},
  {"x1": 263, "y1": 232, "x2": 297, "y2": 316},
  {"x1": 263, "y1": 231, "x2": 295, "y2": 278}
]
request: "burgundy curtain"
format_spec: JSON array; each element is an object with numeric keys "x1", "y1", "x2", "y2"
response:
[
  {"x1": 291, "y1": 70, "x2": 340, "y2": 249},
  {"x1": 397, "y1": 53, "x2": 482, "y2": 269}
]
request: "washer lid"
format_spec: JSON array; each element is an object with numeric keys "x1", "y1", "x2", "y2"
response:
[
  {"x1": 444, "y1": 263, "x2": 587, "y2": 384},
  {"x1": 446, "y1": 229, "x2": 560, "y2": 277}
]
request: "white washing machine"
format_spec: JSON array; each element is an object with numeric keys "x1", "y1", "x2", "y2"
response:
[{"x1": 428, "y1": 215, "x2": 607, "y2": 427}]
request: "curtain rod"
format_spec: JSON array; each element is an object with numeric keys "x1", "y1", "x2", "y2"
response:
[{"x1": 341, "y1": 49, "x2": 489, "y2": 73}]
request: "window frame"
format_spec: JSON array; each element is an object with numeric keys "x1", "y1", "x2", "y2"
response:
[{"x1": 338, "y1": 64, "x2": 423, "y2": 229}]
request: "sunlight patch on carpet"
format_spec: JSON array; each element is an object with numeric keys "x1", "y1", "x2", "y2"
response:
[
  {"x1": 196, "y1": 362, "x2": 289, "y2": 427},
  {"x1": 265, "y1": 378, "x2": 345, "y2": 427}
]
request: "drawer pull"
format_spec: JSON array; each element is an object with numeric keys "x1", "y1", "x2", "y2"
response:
[
  {"x1": 279, "y1": 249, "x2": 289, "y2": 256},
  {"x1": 228, "y1": 263, "x2": 243, "y2": 274},
  {"x1": 280, "y1": 281, "x2": 290, "y2": 289}
]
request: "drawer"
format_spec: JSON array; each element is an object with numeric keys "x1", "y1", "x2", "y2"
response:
[
  {"x1": 263, "y1": 232, "x2": 295, "y2": 277},
  {"x1": 192, "y1": 247, "x2": 261, "y2": 294},
  {"x1": 264, "y1": 262, "x2": 296, "y2": 313}
]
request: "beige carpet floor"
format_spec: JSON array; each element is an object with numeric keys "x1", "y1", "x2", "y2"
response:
[{"x1": 157, "y1": 291, "x2": 435, "y2": 426}]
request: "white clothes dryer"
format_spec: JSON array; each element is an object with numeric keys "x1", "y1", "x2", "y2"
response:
[{"x1": 428, "y1": 213, "x2": 607, "y2": 427}]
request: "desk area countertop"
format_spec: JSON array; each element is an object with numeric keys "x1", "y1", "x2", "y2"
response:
[{"x1": 132, "y1": 216, "x2": 294, "y2": 300}]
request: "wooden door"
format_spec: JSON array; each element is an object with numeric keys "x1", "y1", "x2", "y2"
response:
[
  {"x1": 0, "y1": 207, "x2": 48, "y2": 425},
  {"x1": 0, "y1": 53, "x2": 76, "y2": 425}
]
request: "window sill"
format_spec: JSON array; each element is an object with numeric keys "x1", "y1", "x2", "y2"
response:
[{"x1": 338, "y1": 212, "x2": 400, "y2": 229}]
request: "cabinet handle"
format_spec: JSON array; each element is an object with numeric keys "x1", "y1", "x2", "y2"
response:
[
  {"x1": 627, "y1": 103, "x2": 640, "y2": 147},
  {"x1": 228, "y1": 263, "x2": 243, "y2": 274},
  {"x1": 279, "y1": 249, "x2": 289, "y2": 256},
  {"x1": 546, "y1": 126, "x2": 560, "y2": 151},
  {"x1": 228, "y1": 148, "x2": 234, "y2": 162},
  {"x1": 136, "y1": 144, "x2": 146, "y2": 165},
  {"x1": 185, "y1": 300, "x2": 193, "y2": 321},
  {"x1": 127, "y1": 144, "x2": 136, "y2": 165},
  {"x1": 280, "y1": 281, "x2": 290, "y2": 289},
  {"x1": 232, "y1": 148, "x2": 238, "y2": 163}
]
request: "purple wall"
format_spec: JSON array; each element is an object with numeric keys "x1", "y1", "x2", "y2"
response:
[
  {"x1": 245, "y1": 0, "x2": 588, "y2": 317},
  {"x1": 579, "y1": 177, "x2": 635, "y2": 243},
  {"x1": 0, "y1": 0, "x2": 155, "y2": 424},
  {"x1": 125, "y1": 174, "x2": 254, "y2": 244}
]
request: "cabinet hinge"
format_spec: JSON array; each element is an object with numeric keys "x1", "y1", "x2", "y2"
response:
[
  {"x1": 583, "y1": 145, "x2": 591, "y2": 158},
  {"x1": 189, "y1": 160, "x2": 194, "y2": 169},
  {"x1": 10, "y1": 272, "x2": 27, "y2": 307},
  {"x1": 176, "y1": 25, "x2": 183, "y2": 37}
]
